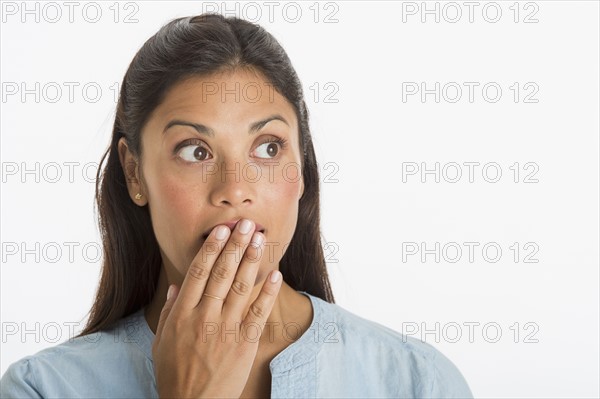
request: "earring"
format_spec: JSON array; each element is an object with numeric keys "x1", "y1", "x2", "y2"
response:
[{"x1": 135, "y1": 193, "x2": 143, "y2": 200}]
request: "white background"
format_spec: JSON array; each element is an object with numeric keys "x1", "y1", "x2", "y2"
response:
[{"x1": 1, "y1": 1, "x2": 599, "y2": 398}]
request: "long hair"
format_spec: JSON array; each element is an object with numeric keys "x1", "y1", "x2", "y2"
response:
[{"x1": 78, "y1": 14, "x2": 335, "y2": 336}]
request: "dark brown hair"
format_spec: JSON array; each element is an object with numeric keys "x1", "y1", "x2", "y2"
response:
[{"x1": 78, "y1": 14, "x2": 335, "y2": 336}]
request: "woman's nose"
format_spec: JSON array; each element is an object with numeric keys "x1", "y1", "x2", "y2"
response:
[{"x1": 208, "y1": 160, "x2": 257, "y2": 207}]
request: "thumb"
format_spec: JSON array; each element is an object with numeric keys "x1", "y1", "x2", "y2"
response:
[{"x1": 155, "y1": 284, "x2": 179, "y2": 342}]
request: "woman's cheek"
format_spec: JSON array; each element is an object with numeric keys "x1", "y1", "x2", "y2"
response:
[
  {"x1": 268, "y1": 159, "x2": 302, "y2": 195},
  {"x1": 148, "y1": 175, "x2": 201, "y2": 268},
  {"x1": 149, "y1": 172, "x2": 191, "y2": 219},
  {"x1": 267, "y1": 176, "x2": 302, "y2": 236}
]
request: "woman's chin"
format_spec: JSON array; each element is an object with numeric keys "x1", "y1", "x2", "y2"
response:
[{"x1": 254, "y1": 266, "x2": 279, "y2": 286}]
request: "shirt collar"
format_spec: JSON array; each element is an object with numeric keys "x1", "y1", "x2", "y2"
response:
[{"x1": 129, "y1": 290, "x2": 325, "y2": 373}]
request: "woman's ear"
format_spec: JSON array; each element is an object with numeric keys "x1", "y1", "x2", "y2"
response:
[{"x1": 118, "y1": 137, "x2": 147, "y2": 206}]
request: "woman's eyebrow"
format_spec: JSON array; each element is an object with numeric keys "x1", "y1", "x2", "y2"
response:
[
  {"x1": 250, "y1": 114, "x2": 289, "y2": 133},
  {"x1": 163, "y1": 120, "x2": 214, "y2": 137},
  {"x1": 162, "y1": 114, "x2": 289, "y2": 137}
]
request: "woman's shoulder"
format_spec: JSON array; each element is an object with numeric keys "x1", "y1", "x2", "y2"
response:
[
  {"x1": 305, "y1": 293, "x2": 474, "y2": 398},
  {"x1": 0, "y1": 308, "x2": 155, "y2": 399},
  {"x1": 309, "y1": 293, "x2": 448, "y2": 354}
]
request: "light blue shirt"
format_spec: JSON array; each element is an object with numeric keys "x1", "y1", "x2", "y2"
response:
[{"x1": 1, "y1": 291, "x2": 473, "y2": 398}]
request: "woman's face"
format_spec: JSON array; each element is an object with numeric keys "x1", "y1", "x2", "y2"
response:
[{"x1": 120, "y1": 68, "x2": 304, "y2": 283}]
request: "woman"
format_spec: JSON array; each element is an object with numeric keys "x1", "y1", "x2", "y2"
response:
[{"x1": 1, "y1": 14, "x2": 473, "y2": 398}]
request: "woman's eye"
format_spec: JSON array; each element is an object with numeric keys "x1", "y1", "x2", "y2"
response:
[
  {"x1": 176, "y1": 137, "x2": 286, "y2": 163},
  {"x1": 254, "y1": 141, "x2": 281, "y2": 159},
  {"x1": 177, "y1": 144, "x2": 211, "y2": 162}
]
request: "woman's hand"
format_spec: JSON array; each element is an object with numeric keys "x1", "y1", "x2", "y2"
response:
[{"x1": 151, "y1": 219, "x2": 282, "y2": 398}]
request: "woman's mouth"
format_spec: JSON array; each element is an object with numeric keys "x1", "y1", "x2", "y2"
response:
[{"x1": 201, "y1": 225, "x2": 266, "y2": 240}]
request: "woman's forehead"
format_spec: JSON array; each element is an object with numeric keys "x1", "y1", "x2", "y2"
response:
[{"x1": 149, "y1": 70, "x2": 298, "y2": 132}]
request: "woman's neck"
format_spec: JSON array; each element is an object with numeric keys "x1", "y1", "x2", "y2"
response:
[{"x1": 143, "y1": 265, "x2": 313, "y2": 347}]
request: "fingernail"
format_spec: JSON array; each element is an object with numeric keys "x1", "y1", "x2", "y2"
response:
[
  {"x1": 167, "y1": 285, "x2": 175, "y2": 300},
  {"x1": 270, "y1": 270, "x2": 281, "y2": 283},
  {"x1": 216, "y1": 225, "x2": 230, "y2": 240},
  {"x1": 239, "y1": 219, "x2": 253, "y2": 234},
  {"x1": 250, "y1": 232, "x2": 264, "y2": 248}
]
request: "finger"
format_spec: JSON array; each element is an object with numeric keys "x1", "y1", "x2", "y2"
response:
[
  {"x1": 240, "y1": 270, "x2": 282, "y2": 342},
  {"x1": 222, "y1": 231, "x2": 265, "y2": 320},
  {"x1": 154, "y1": 284, "x2": 179, "y2": 345},
  {"x1": 199, "y1": 219, "x2": 256, "y2": 311},
  {"x1": 176, "y1": 225, "x2": 231, "y2": 311}
]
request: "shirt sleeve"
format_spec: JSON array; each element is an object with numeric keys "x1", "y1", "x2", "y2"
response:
[
  {"x1": 429, "y1": 350, "x2": 474, "y2": 398},
  {"x1": 0, "y1": 358, "x2": 44, "y2": 399}
]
